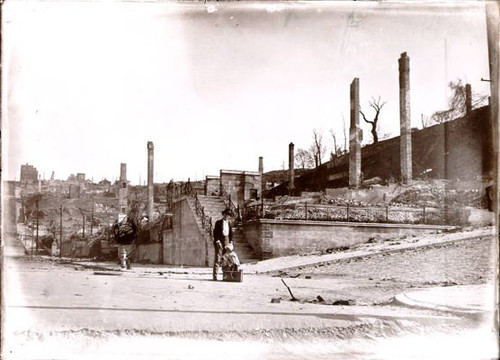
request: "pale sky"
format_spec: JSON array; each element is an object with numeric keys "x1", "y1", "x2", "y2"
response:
[{"x1": 3, "y1": 1, "x2": 491, "y2": 184}]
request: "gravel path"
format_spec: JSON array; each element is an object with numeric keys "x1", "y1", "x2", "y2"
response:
[
  {"x1": 274, "y1": 236, "x2": 496, "y2": 304},
  {"x1": 297, "y1": 236, "x2": 495, "y2": 285}
]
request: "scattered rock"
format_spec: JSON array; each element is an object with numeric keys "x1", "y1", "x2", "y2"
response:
[
  {"x1": 271, "y1": 298, "x2": 281, "y2": 304},
  {"x1": 332, "y1": 299, "x2": 356, "y2": 306},
  {"x1": 317, "y1": 295, "x2": 325, "y2": 303},
  {"x1": 305, "y1": 276, "x2": 311, "y2": 279},
  {"x1": 188, "y1": 285, "x2": 194, "y2": 289}
]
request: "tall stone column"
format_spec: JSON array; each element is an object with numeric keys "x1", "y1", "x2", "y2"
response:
[
  {"x1": 258, "y1": 156, "x2": 264, "y2": 198},
  {"x1": 118, "y1": 163, "x2": 128, "y2": 214},
  {"x1": 465, "y1": 83, "x2": 472, "y2": 115},
  {"x1": 147, "y1": 141, "x2": 154, "y2": 221},
  {"x1": 349, "y1": 78, "x2": 361, "y2": 188},
  {"x1": 289, "y1": 143, "x2": 295, "y2": 195},
  {"x1": 399, "y1": 52, "x2": 412, "y2": 184},
  {"x1": 120, "y1": 163, "x2": 127, "y2": 182}
]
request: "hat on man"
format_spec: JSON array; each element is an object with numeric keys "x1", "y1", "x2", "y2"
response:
[{"x1": 222, "y1": 208, "x2": 231, "y2": 216}]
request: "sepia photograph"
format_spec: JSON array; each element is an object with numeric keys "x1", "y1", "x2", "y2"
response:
[{"x1": 1, "y1": 0, "x2": 499, "y2": 359}]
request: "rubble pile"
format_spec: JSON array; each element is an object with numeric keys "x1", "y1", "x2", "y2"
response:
[{"x1": 390, "y1": 187, "x2": 485, "y2": 209}]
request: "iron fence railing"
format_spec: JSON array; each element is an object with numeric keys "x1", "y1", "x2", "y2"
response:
[
  {"x1": 192, "y1": 192, "x2": 213, "y2": 267},
  {"x1": 193, "y1": 193, "x2": 214, "y2": 239},
  {"x1": 242, "y1": 203, "x2": 465, "y2": 226}
]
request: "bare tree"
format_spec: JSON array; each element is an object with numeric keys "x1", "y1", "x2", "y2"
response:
[
  {"x1": 329, "y1": 129, "x2": 344, "y2": 158},
  {"x1": 360, "y1": 96, "x2": 387, "y2": 145},
  {"x1": 310, "y1": 129, "x2": 327, "y2": 167},
  {"x1": 431, "y1": 79, "x2": 488, "y2": 124},
  {"x1": 420, "y1": 113, "x2": 431, "y2": 129},
  {"x1": 295, "y1": 148, "x2": 314, "y2": 170}
]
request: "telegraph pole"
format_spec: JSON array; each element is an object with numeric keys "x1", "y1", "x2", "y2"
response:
[
  {"x1": 31, "y1": 218, "x2": 35, "y2": 257},
  {"x1": 90, "y1": 200, "x2": 94, "y2": 236},
  {"x1": 79, "y1": 208, "x2": 86, "y2": 239}
]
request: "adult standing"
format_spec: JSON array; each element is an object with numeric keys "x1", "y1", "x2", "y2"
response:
[{"x1": 212, "y1": 208, "x2": 233, "y2": 280}]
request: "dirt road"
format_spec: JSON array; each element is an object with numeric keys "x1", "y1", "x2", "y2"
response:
[{"x1": 2, "y1": 230, "x2": 497, "y2": 360}]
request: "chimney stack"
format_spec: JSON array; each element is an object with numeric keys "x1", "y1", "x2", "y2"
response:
[
  {"x1": 147, "y1": 141, "x2": 154, "y2": 220},
  {"x1": 465, "y1": 83, "x2": 472, "y2": 115},
  {"x1": 120, "y1": 163, "x2": 127, "y2": 182},
  {"x1": 349, "y1": 77, "x2": 361, "y2": 188},
  {"x1": 399, "y1": 52, "x2": 412, "y2": 184},
  {"x1": 289, "y1": 143, "x2": 295, "y2": 195}
]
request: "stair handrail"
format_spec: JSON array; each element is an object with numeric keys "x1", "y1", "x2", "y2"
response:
[
  {"x1": 167, "y1": 180, "x2": 195, "y2": 203},
  {"x1": 193, "y1": 193, "x2": 214, "y2": 242},
  {"x1": 219, "y1": 184, "x2": 241, "y2": 222}
]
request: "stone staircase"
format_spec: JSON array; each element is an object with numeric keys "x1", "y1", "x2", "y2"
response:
[{"x1": 190, "y1": 195, "x2": 259, "y2": 264}]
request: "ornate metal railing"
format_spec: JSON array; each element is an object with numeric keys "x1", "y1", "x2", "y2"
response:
[
  {"x1": 193, "y1": 193, "x2": 214, "y2": 239},
  {"x1": 242, "y1": 202, "x2": 464, "y2": 226},
  {"x1": 193, "y1": 193, "x2": 213, "y2": 266},
  {"x1": 167, "y1": 181, "x2": 195, "y2": 208}
]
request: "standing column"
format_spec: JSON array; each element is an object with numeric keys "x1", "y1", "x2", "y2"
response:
[
  {"x1": 289, "y1": 143, "x2": 295, "y2": 195},
  {"x1": 465, "y1": 83, "x2": 472, "y2": 115},
  {"x1": 120, "y1": 163, "x2": 127, "y2": 182},
  {"x1": 258, "y1": 156, "x2": 264, "y2": 198},
  {"x1": 349, "y1": 78, "x2": 361, "y2": 188},
  {"x1": 399, "y1": 52, "x2": 412, "y2": 184},
  {"x1": 118, "y1": 163, "x2": 128, "y2": 214},
  {"x1": 147, "y1": 141, "x2": 154, "y2": 221}
]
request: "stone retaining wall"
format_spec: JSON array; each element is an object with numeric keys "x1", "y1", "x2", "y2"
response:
[
  {"x1": 242, "y1": 219, "x2": 453, "y2": 259},
  {"x1": 162, "y1": 198, "x2": 207, "y2": 266},
  {"x1": 133, "y1": 243, "x2": 162, "y2": 264}
]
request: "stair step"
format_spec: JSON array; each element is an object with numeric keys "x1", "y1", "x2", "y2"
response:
[{"x1": 188, "y1": 196, "x2": 259, "y2": 261}]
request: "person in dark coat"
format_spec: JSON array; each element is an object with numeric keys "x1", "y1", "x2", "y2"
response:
[{"x1": 212, "y1": 208, "x2": 233, "y2": 280}]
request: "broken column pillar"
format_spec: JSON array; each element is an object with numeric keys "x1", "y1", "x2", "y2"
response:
[
  {"x1": 465, "y1": 83, "x2": 472, "y2": 115},
  {"x1": 349, "y1": 78, "x2": 361, "y2": 188},
  {"x1": 399, "y1": 52, "x2": 412, "y2": 184},
  {"x1": 289, "y1": 143, "x2": 295, "y2": 195},
  {"x1": 147, "y1": 141, "x2": 154, "y2": 221}
]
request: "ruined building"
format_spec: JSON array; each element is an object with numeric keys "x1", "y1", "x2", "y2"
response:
[{"x1": 20, "y1": 164, "x2": 38, "y2": 185}]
